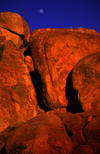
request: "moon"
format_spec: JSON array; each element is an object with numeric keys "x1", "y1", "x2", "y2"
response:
[{"x1": 39, "y1": 9, "x2": 44, "y2": 13}]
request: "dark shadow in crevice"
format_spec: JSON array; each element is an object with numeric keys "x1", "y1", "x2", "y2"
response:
[
  {"x1": 65, "y1": 129, "x2": 73, "y2": 137},
  {"x1": 24, "y1": 46, "x2": 50, "y2": 112},
  {"x1": 24, "y1": 46, "x2": 32, "y2": 58},
  {"x1": 2, "y1": 27, "x2": 29, "y2": 48},
  {"x1": 0, "y1": 145, "x2": 6, "y2": 154},
  {"x1": 30, "y1": 66, "x2": 50, "y2": 112},
  {"x1": 66, "y1": 70, "x2": 84, "y2": 113}
]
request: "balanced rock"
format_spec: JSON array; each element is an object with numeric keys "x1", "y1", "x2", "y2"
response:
[
  {"x1": 72, "y1": 52, "x2": 100, "y2": 112},
  {"x1": 0, "y1": 40, "x2": 38, "y2": 133},
  {"x1": 29, "y1": 28, "x2": 100, "y2": 109},
  {"x1": 6, "y1": 114, "x2": 73, "y2": 154},
  {"x1": 0, "y1": 12, "x2": 30, "y2": 49}
]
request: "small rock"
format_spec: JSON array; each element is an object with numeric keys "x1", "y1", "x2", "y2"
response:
[
  {"x1": 83, "y1": 116, "x2": 100, "y2": 143},
  {"x1": 24, "y1": 55, "x2": 34, "y2": 73}
]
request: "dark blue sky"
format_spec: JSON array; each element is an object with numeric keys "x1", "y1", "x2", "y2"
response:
[{"x1": 0, "y1": 0, "x2": 100, "y2": 33}]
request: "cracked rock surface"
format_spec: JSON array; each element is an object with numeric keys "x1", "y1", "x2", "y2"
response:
[
  {"x1": 0, "y1": 12, "x2": 30, "y2": 49},
  {"x1": 29, "y1": 28, "x2": 100, "y2": 110},
  {"x1": 0, "y1": 12, "x2": 100, "y2": 154}
]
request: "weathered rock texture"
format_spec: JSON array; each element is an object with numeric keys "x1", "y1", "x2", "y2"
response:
[
  {"x1": 72, "y1": 52, "x2": 100, "y2": 112},
  {"x1": 0, "y1": 27, "x2": 23, "y2": 48},
  {"x1": 24, "y1": 55, "x2": 34, "y2": 73},
  {"x1": 0, "y1": 11, "x2": 100, "y2": 154},
  {"x1": 0, "y1": 36, "x2": 6, "y2": 41},
  {"x1": 29, "y1": 28, "x2": 100, "y2": 110},
  {"x1": 6, "y1": 114, "x2": 73, "y2": 154},
  {"x1": 0, "y1": 12, "x2": 30, "y2": 49},
  {"x1": 0, "y1": 40, "x2": 38, "y2": 134}
]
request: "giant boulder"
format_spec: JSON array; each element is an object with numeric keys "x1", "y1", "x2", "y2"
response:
[
  {"x1": 72, "y1": 52, "x2": 100, "y2": 112},
  {"x1": 0, "y1": 40, "x2": 38, "y2": 133},
  {"x1": 29, "y1": 28, "x2": 100, "y2": 109},
  {"x1": 6, "y1": 114, "x2": 73, "y2": 154}
]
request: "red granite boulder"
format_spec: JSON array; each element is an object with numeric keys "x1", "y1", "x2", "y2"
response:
[
  {"x1": 29, "y1": 28, "x2": 100, "y2": 109},
  {"x1": 0, "y1": 12, "x2": 30, "y2": 49},
  {"x1": 0, "y1": 40, "x2": 38, "y2": 133},
  {"x1": 46, "y1": 110, "x2": 100, "y2": 153},
  {"x1": 0, "y1": 12, "x2": 30, "y2": 41},
  {"x1": 83, "y1": 116, "x2": 100, "y2": 143},
  {"x1": 72, "y1": 52, "x2": 100, "y2": 112},
  {"x1": 6, "y1": 114, "x2": 73, "y2": 154}
]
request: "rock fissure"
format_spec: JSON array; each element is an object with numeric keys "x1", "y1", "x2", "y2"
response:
[
  {"x1": 66, "y1": 70, "x2": 84, "y2": 113},
  {"x1": 0, "y1": 12, "x2": 100, "y2": 154},
  {"x1": 0, "y1": 26, "x2": 22, "y2": 37},
  {"x1": 0, "y1": 27, "x2": 29, "y2": 48},
  {"x1": 30, "y1": 66, "x2": 50, "y2": 112}
]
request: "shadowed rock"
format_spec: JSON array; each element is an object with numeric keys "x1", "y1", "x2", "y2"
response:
[
  {"x1": 72, "y1": 52, "x2": 100, "y2": 112},
  {"x1": 6, "y1": 114, "x2": 73, "y2": 154}
]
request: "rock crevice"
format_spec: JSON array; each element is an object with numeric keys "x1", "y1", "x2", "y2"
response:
[{"x1": 0, "y1": 12, "x2": 100, "y2": 154}]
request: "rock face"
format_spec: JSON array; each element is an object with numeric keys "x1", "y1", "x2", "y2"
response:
[
  {"x1": 0, "y1": 40, "x2": 38, "y2": 134},
  {"x1": 29, "y1": 28, "x2": 100, "y2": 109},
  {"x1": 0, "y1": 27, "x2": 23, "y2": 48},
  {"x1": 0, "y1": 36, "x2": 6, "y2": 41},
  {"x1": 6, "y1": 114, "x2": 73, "y2": 154},
  {"x1": 83, "y1": 116, "x2": 100, "y2": 143},
  {"x1": 72, "y1": 52, "x2": 100, "y2": 112},
  {"x1": 24, "y1": 55, "x2": 34, "y2": 73},
  {"x1": 0, "y1": 11, "x2": 100, "y2": 154},
  {"x1": 0, "y1": 12, "x2": 30, "y2": 49}
]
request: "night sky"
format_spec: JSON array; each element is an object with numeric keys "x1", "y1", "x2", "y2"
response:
[{"x1": 0, "y1": 0, "x2": 100, "y2": 33}]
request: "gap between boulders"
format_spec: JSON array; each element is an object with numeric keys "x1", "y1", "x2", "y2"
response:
[
  {"x1": 24, "y1": 47, "x2": 50, "y2": 112},
  {"x1": 24, "y1": 47, "x2": 84, "y2": 113},
  {"x1": 30, "y1": 67, "x2": 50, "y2": 112},
  {"x1": 66, "y1": 70, "x2": 84, "y2": 113}
]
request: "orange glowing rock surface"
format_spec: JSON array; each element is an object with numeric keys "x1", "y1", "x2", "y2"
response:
[
  {"x1": 0, "y1": 40, "x2": 38, "y2": 134},
  {"x1": 0, "y1": 12, "x2": 30, "y2": 42},
  {"x1": 0, "y1": 12, "x2": 100, "y2": 154},
  {"x1": 29, "y1": 28, "x2": 100, "y2": 109},
  {"x1": 24, "y1": 55, "x2": 34, "y2": 73}
]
